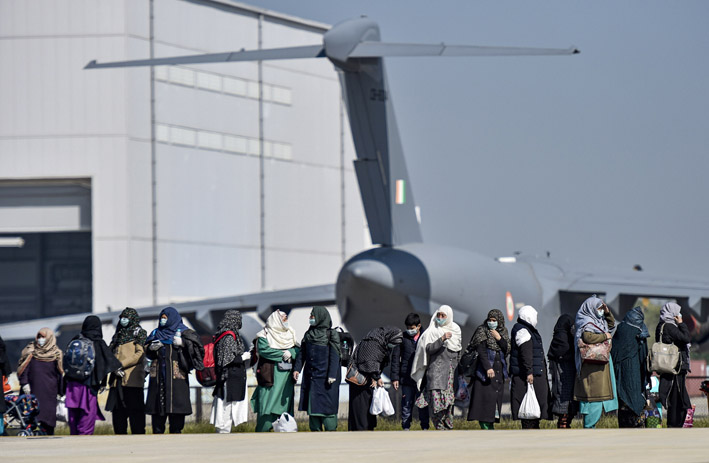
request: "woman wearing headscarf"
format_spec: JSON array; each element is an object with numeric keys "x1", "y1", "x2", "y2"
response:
[
  {"x1": 547, "y1": 313, "x2": 577, "y2": 428},
  {"x1": 611, "y1": 306, "x2": 651, "y2": 428},
  {"x1": 293, "y1": 306, "x2": 342, "y2": 431},
  {"x1": 655, "y1": 302, "x2": 691, "y2": 428},
  {"x1": 411, "y1": 305, "x2": 462, "y2": 430},
  {"x1": 509, "y1": 305, "x2": 551, "y2": 429},
  {"x1": 348, "y1": 326, "x2": 403, "y2": 431},
  {"x1": 573, "y1": 296, "x2": 618, "y2": 428},
  {"x1": 65, "y1": 316, "x2": 122, "y2": 435},
  {"x1": 466, "y1": 309, "x2": 510, "y2": 429},
  {"x1": 250, "y1": 310, "x2": 299, "y2": 432},
  {"x1": 210, "y1": 309, "x2": 249, "y2": 433},
  {"x1": 145, "y1": 306, "x2": 204, "y2": 434},
  {"x1": 16, "y1": 327, "x2": 64, "y2": 435},
  {"x1": 106, "y1": 307, "x2": 147, "y2": 434}
]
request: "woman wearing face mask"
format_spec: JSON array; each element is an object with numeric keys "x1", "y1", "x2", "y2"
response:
[
  {"x1": 250, "y1": 310, "x2": 299, "y2": 432},
  {"x1": 655, "y1": 302, "x2": 692, "y2": 428},
  {"x1": 145, "y1": 307, "x2": 204, "y2": 434},
  {"x1": 65, "y1": 316, "x2": 122, "y2": 435},
  {"x1": 509, "y1": 305, "x2": 551, "y2": 429},
  {"x1": 17, "y1": 328, "x2": 64, "y2": 435},
  {"x1": 347, "y1": 325, "x2": 403, "y2": 431},
  {"x1": 106, "y1": 307, "x2": 147, "y2": 434},
  {"x1": 466, "y1": 309, "x2": 510, "y2": 429},
  {"x1": 411, "y1": 305, "x2": 463, "y2": 430},
  {"x1": 293, "y1": 306, "x2": 341, "y2": 431},
  {"x1": 573, "y1": 296, "x2": 618, "y2": 428}
]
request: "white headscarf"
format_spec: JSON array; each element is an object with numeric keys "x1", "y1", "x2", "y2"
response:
[
  {"x1": 256, "y1": 310, "x2": 299, "y2": 350},
  {"x1": 515, "y1": 305, "x2": 538, "y2": 346},
  {"x1": 410, "y1": 305, "x2": 462, "y2": 389}
]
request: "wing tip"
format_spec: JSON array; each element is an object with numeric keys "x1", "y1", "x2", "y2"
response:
[{"x1": 84, "y1": 60, "x2": 97, "y2": 70}]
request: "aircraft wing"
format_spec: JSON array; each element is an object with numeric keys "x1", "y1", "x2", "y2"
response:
[{"x1": 350, "y1": 42, "x2": 579, "y2": 58}]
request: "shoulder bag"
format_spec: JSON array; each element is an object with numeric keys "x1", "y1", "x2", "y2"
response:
[{"x1": 650, "y1": 323, "x2": 680, "y2": 375}]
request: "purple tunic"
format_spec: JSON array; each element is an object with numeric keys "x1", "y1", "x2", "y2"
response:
[
  {"x1": 18, "y1": 358, "x2": 62, "y2": 428},
  {"x1": 66, "y1": 381, "x2": 105, "y2": 435}
]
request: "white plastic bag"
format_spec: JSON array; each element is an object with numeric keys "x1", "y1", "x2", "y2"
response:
[
  {"x1": 272, "y1": 412, "x2": 298, "y2": 432},
  {"x1": 369, "y1": 387, "x2": 395, "y2": 416},
  {"x1": 518, "y1": 383, "x2": 541, "y2": 419},
  {"x1": 56, "y1": 396, "x2": 68, "y2": 423}
]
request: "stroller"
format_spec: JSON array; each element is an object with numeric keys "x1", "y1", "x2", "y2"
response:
[{"x1": 3, "y1": 393, "x2": 46, "y2": 436}]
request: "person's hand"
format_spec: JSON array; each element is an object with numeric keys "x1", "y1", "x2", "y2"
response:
[
  {"x1": 605, "y1": 332, "x2": 612, "y2": 340},
  {"x1": 486, "y1": 369, "x2": 495, "y2": 379},
  {"x1": 490, "y1": 330, "x2": 501, "y2": 341},
  {"x1": 674, "y1": 315, "x2": 683, "y2": 325},
  {"x1": 282, "y1": 350, "x2": 292, "y2": 362},
  {"x1": 115, "y1": 368, "x2": 125, "y2": 378},
  {"x1": 370, "y1": 379, "x2": 377, "y2": 388},
  {"x1": 293, "y1": 371, "x2": 299, "y2": 382},
  {"x1": 241, "y1": 352, "x2": 251, "y2": 362},
  {"x1": 392, "y1": 380, "x2": 399, "y2": 390},
  {"x1": 173, "y1": 336, "x2": 183, "y2": 347},
  {"x1": 376, "y1": 378, "x2": 384, "y2": 388},
  {"x1": 149, "y1": 341, "x2": 162, "y2": 351},
  {"x1": 527, "y1": 374, "x2": 534, "y2": 384},
  {"x1": 442, "y1": 332, "x2": 452, "y2": 341},
  {"x1": 22, "y1": 384, "x2": 31, "y2": 395},
  {"x1": 327, "y1": 377, "x2": 336, "y2": 384}
]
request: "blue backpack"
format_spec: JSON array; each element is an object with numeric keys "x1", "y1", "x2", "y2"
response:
[{"x1": 63, "y1": 336, "x2": 96, "y2": 381}]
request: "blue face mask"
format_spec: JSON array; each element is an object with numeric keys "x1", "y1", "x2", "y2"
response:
[
  {"x1": 435, "y1": 318, "x2": 446, "y2": 326},
  {"x1": 120, "y1": 318, "x2": 130, "y2": 327},
  {"x1": 596, "y1": 309, "x2": 604, "y2": 318},
  {"x1": 160, "y1": 318, "x2": 167, "y2": 327},
  {"x1": 308, "y1": 318, "x2": 316, "y2": 326},
  {"x1": 406, "y1": 328, "x2": 418, "y2": 336},
  {"x1": 283, "y1": 321, "x2": 289, "y2": 329},
  {"x1": 487, "y1": 321, "x2": 498, "y2": 330}
]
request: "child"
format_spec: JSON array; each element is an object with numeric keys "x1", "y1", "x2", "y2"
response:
[{"x1": 390, "y1": 313, "x2": 429, "y2": 430}]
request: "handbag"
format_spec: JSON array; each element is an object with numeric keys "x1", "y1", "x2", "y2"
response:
[
  {"x1": 650, "y1": 323, "x2": 680, "y2": 374},
  {"x1": 458, "y1": 342, "x2": 479, "y2": 378},
  {"x1": 577, "y1": 324, "x2": 611, "y2": 364},
  {"x1": 344, "y1": 363, "x2": 368, "y2": 386}
]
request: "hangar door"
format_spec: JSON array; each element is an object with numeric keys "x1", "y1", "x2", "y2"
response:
[{"x1": 0, "y1": 181, "x2": 92, "y2": 323}]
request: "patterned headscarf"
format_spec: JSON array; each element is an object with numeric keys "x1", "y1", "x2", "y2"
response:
[
  {"x1": 574, "y1": 296, "x2": 609, "y2": 371},
  {"x1": 302, "y1": 306, "x2": 341, "y2": 356},
  {"x1": 215, "y1": 310, "x2": 245, "y2": 367},
  {"x1": 354, "y1": 326, "x2": 403, "y2": 375},
  {"x1": 110, "y1": 307, "x2": 147, "y2": 351},
  {"x1": 470, "y1": 309, "x2": 511, "y2": 354},
  {"x1": 17, "y1": 327, "x2": 63, "y2": 376}
]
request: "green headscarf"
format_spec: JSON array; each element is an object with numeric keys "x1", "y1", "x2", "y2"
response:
[{"x1": 302, "y1": 306, "x2": 341, "y2": 356}]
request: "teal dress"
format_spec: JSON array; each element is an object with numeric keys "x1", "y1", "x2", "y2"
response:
[{"x1": 250, "y1": 337, "x2": 299, "y2": 432}]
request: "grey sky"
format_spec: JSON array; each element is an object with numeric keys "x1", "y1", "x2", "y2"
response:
[{"x1": 243, "y1": 1, "x2": 709, "y2": 278}]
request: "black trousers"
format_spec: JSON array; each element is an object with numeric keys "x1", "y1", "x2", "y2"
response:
[
  {"x1": 112, "y1": 387, "x2": 146, "y2": 434},
  {"x1": 152, "y1": 414, "x2": 186, "y2": 434}
]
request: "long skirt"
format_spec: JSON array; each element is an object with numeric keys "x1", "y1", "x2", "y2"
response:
[
  {"x1": 348, "y1": 383, "x2": 376, "y2": 431},
  {"x1": 417, "y1": 364, "x2": 455, "y2": 430}
]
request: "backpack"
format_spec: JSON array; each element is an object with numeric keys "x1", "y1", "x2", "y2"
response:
[
  {"x1": 333, "y1": 327, "x2": 354, "y2": 367},
  {"x1": 196, "y1": 331, "x2": 236, "y2": 387},
  {"x1": 63, "y1": 336, "x2": 96, "y2": 381}
]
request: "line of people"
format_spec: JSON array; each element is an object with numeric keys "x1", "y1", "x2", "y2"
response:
[{"x1": 0, "y1": 297, "x2": 695, "y2": 434}]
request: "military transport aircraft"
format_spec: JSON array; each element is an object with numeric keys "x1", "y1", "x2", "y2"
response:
[{"x1": 3, "y1": 17, "x2": 709, "y2": 357}]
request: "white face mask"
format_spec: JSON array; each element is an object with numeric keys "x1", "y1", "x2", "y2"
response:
[
  {"x1": 596, "y1": 309, "x2": 604, "y2": 318},
  {"x1": 160, "y1": 318, "x2": 167, "y2": 327},
  {"x1": 37, "y1": 338, "x2": 47, "y2": 347},
  {"x1": 120, "y1": 317, "x2": 130, "y2": 327}
]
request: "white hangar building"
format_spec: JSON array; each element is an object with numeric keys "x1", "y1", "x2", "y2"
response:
[{"x1": 0, "y1": 0, "x2": 367, "y2": 324}]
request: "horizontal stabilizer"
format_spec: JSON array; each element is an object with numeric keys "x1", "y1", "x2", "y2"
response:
[
  {"x1": 350, "y1": 42, "x2": 579, "y2": 58},
  {"x1": 85, "y1": 45, "x2": 325, "y2": 69}
]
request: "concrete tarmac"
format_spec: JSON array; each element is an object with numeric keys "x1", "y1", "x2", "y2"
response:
[{"x1": 2, "y1": 429, "x2": 708, "y2": 463}]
